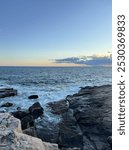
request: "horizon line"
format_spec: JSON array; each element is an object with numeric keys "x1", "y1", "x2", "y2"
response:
[{"x1": 0, "y1": 65, "x2": 112, "y2": 67}]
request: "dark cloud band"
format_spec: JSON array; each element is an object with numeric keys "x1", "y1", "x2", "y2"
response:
[{"x1": 54, "y1": 55, "x2": 112, "y2": 66}]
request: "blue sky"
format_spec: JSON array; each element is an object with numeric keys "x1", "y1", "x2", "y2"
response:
[{"x1": 0, "y1": 0, "x2": 112, "y2": 66}]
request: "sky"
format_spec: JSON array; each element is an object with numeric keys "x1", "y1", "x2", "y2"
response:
[{"x1": 0, "y1": 0, "x2": 112, "y2": 66}]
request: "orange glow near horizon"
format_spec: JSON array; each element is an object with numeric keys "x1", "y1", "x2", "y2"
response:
[
  {"x1": 0, "y1": 60, "x2": 85, "y2": 67},
  {"x1": 0, "y1": 52, "x2": 112, "y2": 67}
]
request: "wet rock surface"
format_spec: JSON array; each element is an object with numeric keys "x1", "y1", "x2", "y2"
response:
[
  {"x1": 12, "y1": 102, "x2": 44, "y2": 130},
  {"x1": 0, "y1": 113, "x2": 59, "y2": 150},
  {"x1": 1, "y1": 102, "x2": 13, "y2": 107},
  {"x1": 58, "y1": 109, "x2": 83, "y2": 149},
  {"x1": 29, "y1": 102, "x2": 44, "y2": 119},
  {"x1": 48, "y1": 99, "x2": 69, "y2": 115},
  {"x1": 28, "y1": 95, "x2": 39, "y2": 99},
  {"x1": 0, "y1": 85, "x2": 112, "y2": 150},
  {"x1": 0, "y1": 88, "x2": 17, "y2": 98},
  {"x1": 35, "y1": 118, "x2": 60, "y2": 144},
  {"x1": 47, "y1": 85, "x2": 112, "y2": 150}
]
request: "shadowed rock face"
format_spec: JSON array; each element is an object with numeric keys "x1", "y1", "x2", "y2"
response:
[
  {"x1": 58, "y1": 109, "x2": 83, "y2": 149},
  {"x1": 12, "y1": 102, "x2": 44, "y2": 130},
  {"x1": 0, "y1": 113, "x2": 59, "y2": 150},
  {"x1": 35, "y1": 118, "x2": 60, "y2": 144},
  {"x1": 47, "y1": 85, "x2": 112, "y2": 150},
  {"x1": 29, "y1": 102, "x2": 44, "y2": 119},
  {"x1": 0, "y1": 85, "x2": 111, "y2": 150}
]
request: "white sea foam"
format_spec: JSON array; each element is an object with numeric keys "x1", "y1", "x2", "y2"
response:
[{"x1": 0, "y1": 66, "x2": 112, "y2": 120}]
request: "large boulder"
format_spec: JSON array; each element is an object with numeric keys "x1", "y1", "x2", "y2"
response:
[
  {"x1": 47, "y1": 85, "x2": 112, "y2": 150},
  {"x1": 0, "y1": 113, "x2": 59, "y2": 150},
  {"x1": 0, "y1": 113, "x2": 22, "y2": 133},
  {"x1": 68, "y1": 85, "x2": 112, "y2": 150},
  {"x1": 0, "y1": 88, "x2": 17, "y2": 98},
  {"x1": 29, "y1": 102, "x2": 44, "y2": 119},
  {"x1": 12, "y1": 102, "x2": 44, "y2": 130},
  {"x1": 0, "y1": 130, "x2": 46, "y2": 150},
  {"x1": 11, "y1": 110, "x2": 34, "y2": 130}
]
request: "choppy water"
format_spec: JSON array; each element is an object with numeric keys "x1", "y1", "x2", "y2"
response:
[{"x1": 0, "y1": 66, "x2": 111, "y2": 113}]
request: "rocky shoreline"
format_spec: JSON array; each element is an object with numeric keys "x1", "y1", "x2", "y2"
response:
[{"x1": 0, "y1": 85, "x2": 112, "y2": 150}]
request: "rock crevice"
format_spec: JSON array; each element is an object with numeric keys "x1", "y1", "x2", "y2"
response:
[
  {"x1": 0, "y1": 85, "x2": 112, "y2": 150},
  {"x1": 0, "y1": 113, "x2": 59, "y2": 150},
  {"x1": 47, "y1": 85, "x2": 112, "y2": 150}
]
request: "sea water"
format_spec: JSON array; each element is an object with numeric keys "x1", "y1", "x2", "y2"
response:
[{"x1": 0, "y1": 66, "x2": 111, "y2": 113}]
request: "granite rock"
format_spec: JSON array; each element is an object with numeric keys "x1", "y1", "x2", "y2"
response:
[{"x1": 0, "y1": 113, "x2": 59, "y2": 150}]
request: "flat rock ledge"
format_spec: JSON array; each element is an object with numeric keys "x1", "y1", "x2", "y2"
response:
[
  {"x1": 0, "y1": 113, "x2": 58, "y2": 150},
  {"x1": 0, "y1": 88, "x2": 17, "y2": 98}
]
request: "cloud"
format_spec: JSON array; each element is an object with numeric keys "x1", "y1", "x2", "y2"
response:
[{"x1": 54, "y1": 55, "x2": 112, "y2": 66}]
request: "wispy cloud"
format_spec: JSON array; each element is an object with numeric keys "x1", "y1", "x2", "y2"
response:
[{"x1": 54, "y1": 54, "x2": 112, "y2": 66}]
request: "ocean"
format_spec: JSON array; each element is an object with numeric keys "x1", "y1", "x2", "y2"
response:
[{"x1": 0, "y1": 66, "x2": 112, "y2": 114}]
